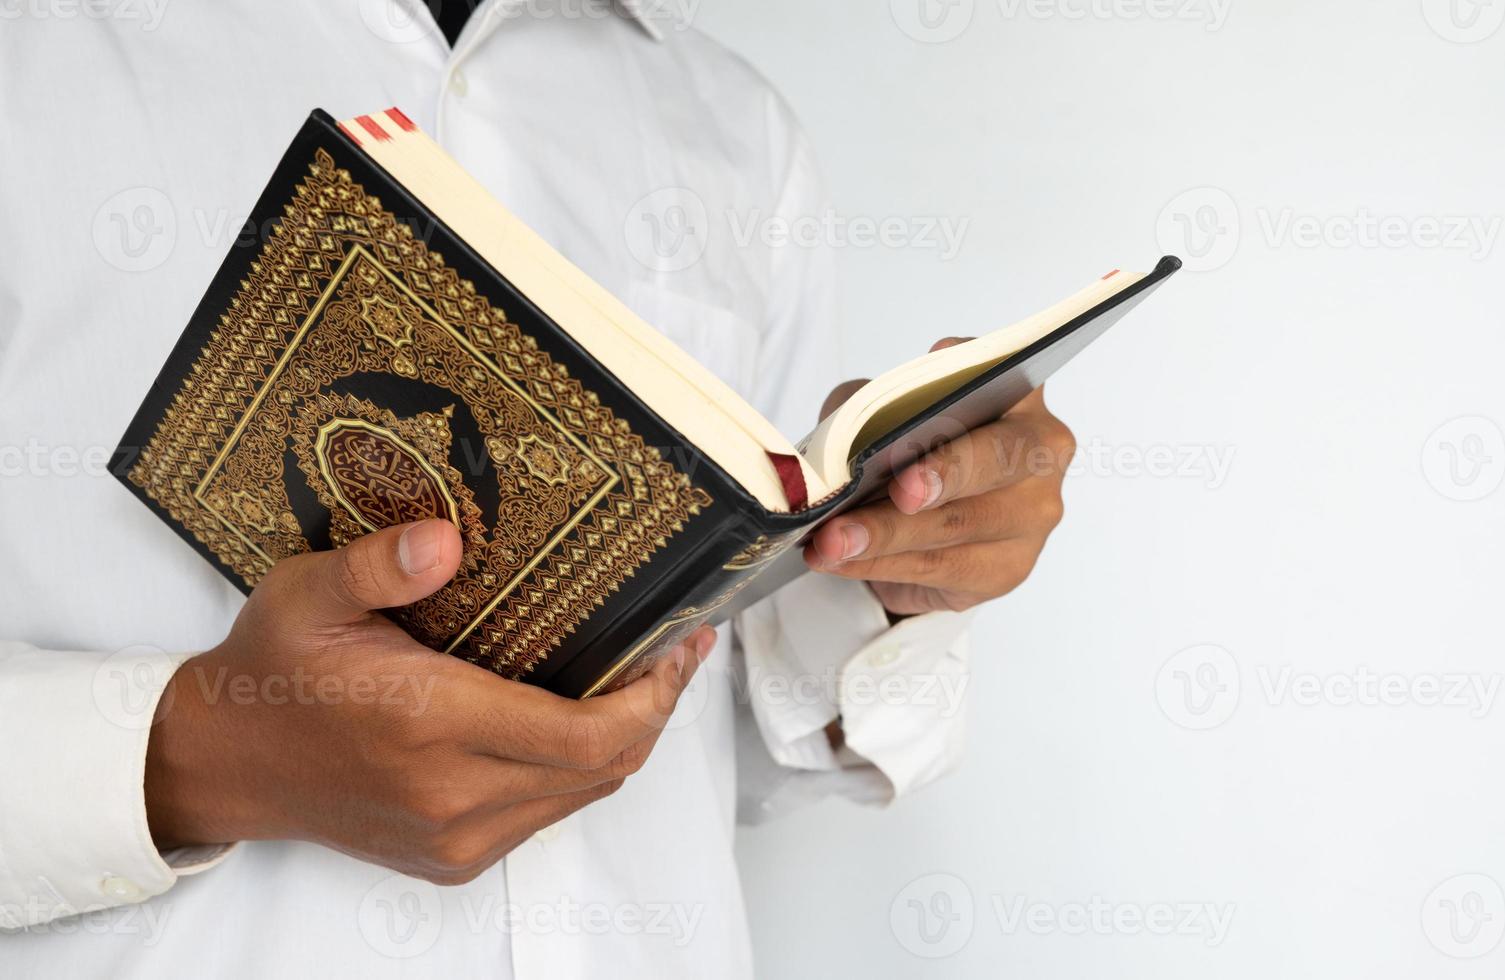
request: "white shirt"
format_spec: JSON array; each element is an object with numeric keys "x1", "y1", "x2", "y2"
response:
[{"x1": 0, "y1": 2, "x2": 973, "y2": 976}]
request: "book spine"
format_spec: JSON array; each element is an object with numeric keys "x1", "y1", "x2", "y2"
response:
[{"x1": 545, "y1": 510, "x2": 811, "y2": 698}]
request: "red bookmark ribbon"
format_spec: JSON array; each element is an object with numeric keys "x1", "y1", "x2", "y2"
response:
[{"x1": 766, "y1": 452, "x2": 809, "y2": 512}]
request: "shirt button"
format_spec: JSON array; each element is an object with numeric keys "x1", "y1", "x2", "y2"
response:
[
  {"x1": 532, "y1": 822, "x2": 562, "y2": 844},
  {"x1": 100, "y1": 875, "x2": 144, "y2": 902},
  {"x1": 867, "y1": 644, "x2": 901, "y2": 669},
  {"x1": 448, "y1": 69, "x2": 469, "y2": 97}
]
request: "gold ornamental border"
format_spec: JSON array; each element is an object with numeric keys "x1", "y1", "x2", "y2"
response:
[{"x1": 192, "y1": 243, "x2": 621, "y2": 656}]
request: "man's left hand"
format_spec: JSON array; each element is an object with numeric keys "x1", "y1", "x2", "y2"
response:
[{"x1": 805, "y1": 339, "x2": 1076, "y2": 617}]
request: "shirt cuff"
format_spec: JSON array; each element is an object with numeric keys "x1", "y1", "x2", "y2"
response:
[
  {"x1": 0, "y1": 642, "x2": 234, "y2": 928},
  {"x1": 734, "y1": 572, "x2": 974, "y2": 812}
]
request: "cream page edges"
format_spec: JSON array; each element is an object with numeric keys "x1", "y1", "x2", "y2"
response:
[
  {"x1": 351, "y1": 120, "x2": 825, "y2": 512},
  {"x1": 799, "y1": 271, "x2": 1147, "y2": 480}
]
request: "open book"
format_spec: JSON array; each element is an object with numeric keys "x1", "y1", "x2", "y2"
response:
[{"x1": 114, "y1": 108, "x2": 1180, "y2": 697}]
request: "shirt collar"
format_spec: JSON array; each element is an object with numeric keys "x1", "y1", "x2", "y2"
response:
[{"x1": 614, "y1": 0, "x2": 671, "y2": 41}]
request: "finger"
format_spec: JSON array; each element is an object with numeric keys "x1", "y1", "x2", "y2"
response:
[
  {"x1": 868, "y1": 581, "x2": 978, "y2": 617},
  {"x1": 813, "y1": 539, "x2": 1044, "y2": 599},
  {"x1": 805, "y1": 485, "x2": 1059, "y2": 569},
  {"x1": 889, "y1": 394, "x2": 1074, "y2": 515},
  {"x1": 490, "y1": 725, "x2": 663, "y2": 805},
  {"x1": 462, "y1": 627, "x2": 715, "y2": 768},
  {"x1": 417, "y1": 777, "x2": 627, "y2": 884},
  {"x1": 592, "y1": 626, "x2": 717, "y2": 738},
  {"x1": 269, "y1": 519, "x2": 463, "y2": 626},
  {"x1": 929, "y1": 336, "x2": 973, "y2": 352},
  {"x1": 819, "y1": 378, "x2": 870, "y2": 422}
]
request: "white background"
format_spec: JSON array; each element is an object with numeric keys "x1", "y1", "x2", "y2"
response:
[{"x1": 694, "y1": 0, "x2": 1505, "y2": 976}]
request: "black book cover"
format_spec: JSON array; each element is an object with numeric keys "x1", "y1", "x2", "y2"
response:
[
  {"x1": 111, "y1": 109, "x2": 812, "y2": 698},
  {"x1": 112, "y1": 108, "x2": 1178, "y2": 698}
]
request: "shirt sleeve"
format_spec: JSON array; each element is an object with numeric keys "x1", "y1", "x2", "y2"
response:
[
  {"x1": 0, "y1": 642, "x2": 233, "y2": 928},
  {"x1": 731, "y1": 103, "x2": 974, "y2": 823}
]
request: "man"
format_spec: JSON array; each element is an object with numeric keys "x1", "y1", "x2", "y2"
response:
[{"x1": 0, "y1": 1, "x2": 1074, "y2": 975}]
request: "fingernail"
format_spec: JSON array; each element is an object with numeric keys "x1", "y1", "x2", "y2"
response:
[
  {"x1": 696, "y1": 629, "x2": 717, "y2": 662},
  {"x1": 919, "y1": 468, "x2": 944, "y2": 510},
  {"x1": 398, "y1": 521, "x2": 445, "y2": 575},
  {"x1": 840, "y1": 523, "x2": 870, "y2": 561}
]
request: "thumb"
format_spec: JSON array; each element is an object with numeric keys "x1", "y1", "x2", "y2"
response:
[{"x1": 290, "y1": 519, "x2": 463, "y2": 625}]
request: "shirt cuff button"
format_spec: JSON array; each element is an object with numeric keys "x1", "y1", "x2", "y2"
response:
[
  {"x1": 867, "y1": 644, "x2": 901, "y2": 668},
  {"x1": 100, "y1": 875, "x2": 145, "y2": 902}
]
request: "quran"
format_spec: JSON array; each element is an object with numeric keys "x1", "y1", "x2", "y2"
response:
[{"x1": 113, "y1": 108, "x2": 1180, "y2": 698}]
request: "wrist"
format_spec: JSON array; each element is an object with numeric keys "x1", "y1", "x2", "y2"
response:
[{"x1": 144, "y1": 650, "x2": 254, "y2": 849}]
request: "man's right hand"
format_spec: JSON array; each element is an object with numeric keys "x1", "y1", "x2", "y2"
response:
[{"x1": 144, "y1": 518, "x2": 713, "y2": 885}]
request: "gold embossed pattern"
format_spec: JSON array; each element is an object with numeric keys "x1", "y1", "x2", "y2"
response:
[{"x1": 129, "y1": 150, "x2": 711, "y2": 679}]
